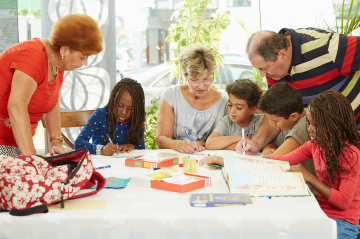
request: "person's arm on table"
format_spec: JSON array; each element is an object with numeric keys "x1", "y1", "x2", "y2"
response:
[
  {"x1": 206, "y1": 132, "x2": 248, "y2": 150},
  {"x1": 224, "y1": 142, "x2": 238, "y2": 151},
  {"x1": 156, "y1": 99, "x2": 204, "y2": 153},
  {"x1": 288, "y1": 164, "x2": 331, "y2": 200},
  {"x1": 117, "y1": 135, "x2": 146, "y2": 153},
  {"x1": 44, "y1": 101, "x2": 73, "y2": 155},
  {"x1": 236, "y1": 114, "x2": 280, "y2": 155},
  {"x1": 7, "y1": 70, "x2": 38, "y2": 155},
  {"x1": 262, "y1": 137, "x2": 300, "y2": 157}
]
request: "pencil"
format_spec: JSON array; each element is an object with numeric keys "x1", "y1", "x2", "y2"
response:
[
  {"x1": 106, "y1": 134, "x2": 119, "y2": 155},
  {"x1": 185, "y1": 130, "x2": 197, "y2": 152}
]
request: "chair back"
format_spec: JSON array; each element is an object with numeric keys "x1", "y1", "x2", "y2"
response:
[{"x1": 41, "y1": 110, "x2": 94, "y2": 153}]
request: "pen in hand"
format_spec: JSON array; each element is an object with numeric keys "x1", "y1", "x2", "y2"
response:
[
  {"x1": 106, "y1": 134, "x2": 119, "y2": 155},
  {"x1": 185, "y1": 130, "x2": 197, "y2": 153},
  {"x1": 242, "y1": 128, "x2": 245, "y2": 156}
]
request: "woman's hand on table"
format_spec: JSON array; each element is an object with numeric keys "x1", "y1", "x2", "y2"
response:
[
  {"x1": 287, "y1": 164, "x2": 311, "y2": 182},
  {"x1": 102, "y1": 143, "x2": 119, "y2": 156},
  {"x1": 118, "y1": 144, "x2": 135, "y2": 153},
  {"x1": 176, "y1": 138, "x2": 201, "y2": 153},
  {"x1": 50, "y1": 144, "x2": 73, "y2": 156},
  {"x1": 198, "y1": 156, "x2": 224, "y2": 166}
]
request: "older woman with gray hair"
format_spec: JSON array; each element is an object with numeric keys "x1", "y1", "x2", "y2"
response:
[{"x1": 156, "y1": 43, "x2": 228, "y2": 153}]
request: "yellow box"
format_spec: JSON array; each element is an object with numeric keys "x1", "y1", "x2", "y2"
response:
[{"x1": 184, "y1": 158, "x2": 197, "y2": 173}]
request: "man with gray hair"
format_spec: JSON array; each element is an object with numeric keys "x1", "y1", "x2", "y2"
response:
[{"x1": 237, "y1": 27, "x2": 360, "y2": 155}]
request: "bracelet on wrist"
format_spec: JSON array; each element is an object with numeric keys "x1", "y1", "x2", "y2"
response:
[
  {"x1": 50, "y1": 136, "x2": 64, "y2": 143},
  {"x1": 96, "y1": 144, "x2": 104, "y2": 155}
]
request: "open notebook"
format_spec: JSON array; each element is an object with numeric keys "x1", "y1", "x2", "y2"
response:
[{"x1": 222, "y1": 153, "x2": 310, "y2": 197}]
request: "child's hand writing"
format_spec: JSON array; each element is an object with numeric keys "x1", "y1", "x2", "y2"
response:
[
  {"x1": 102, "y1": 143, "x2": 118, "y2": 156},
  {"x1": 198, "y1": 156, "x2": 224, "y2": 166},
  {"x1": 118, "y1": 144, "x2": 135, "y2": 153}
]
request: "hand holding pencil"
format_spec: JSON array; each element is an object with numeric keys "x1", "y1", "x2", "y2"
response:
[
  {"x1": 175, "y1": 130, "x2": 205, "y2": 153},
  {"x1": 101, "y1": 134, "x2": 119, "y2": 156}
]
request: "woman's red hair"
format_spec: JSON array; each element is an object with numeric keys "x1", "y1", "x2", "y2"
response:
[{"x1": 49, "y1": 14, "x2": 103, "y2": 55}]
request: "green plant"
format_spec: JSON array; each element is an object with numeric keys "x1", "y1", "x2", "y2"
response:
[
  {"x1": 166, "y1": 0, "x2": 231, "y2": 82},
  {"x1": 143, "y1": 0, "x2": 231, "y2": 150},
  {"x1": 7, "y1": 9, "x2": 41, "y2": 19},
  {"x1": 144, "y1": 98, "x2": 158, "y2": 150},
  {"x1": 325, "y1": 0, "x2": 360, "y2": 35}
]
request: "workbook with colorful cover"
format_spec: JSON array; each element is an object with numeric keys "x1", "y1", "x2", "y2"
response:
[
  {"x1": 222, "y1": 153, "x2": 310, "y2": 197},
  {"x1": 190, "y1": 193, "x2": 252, "y2": 207},
  {"x1": 125, "y1": 152, "x2": 189, "y2": 169}
]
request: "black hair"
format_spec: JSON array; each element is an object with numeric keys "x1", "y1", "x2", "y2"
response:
[
  {"x1": 308, "y1": 90, "x2": 360, "y2": 185},
  {"x1": 258, "y1": 82, "x2": 303, "y2": 119},
  {"x1": 226, "y1": 79, "x2": 262, "y2": 108},
  {"x1": 104, "y1": 78, "x2": 145, "y2": 144}
]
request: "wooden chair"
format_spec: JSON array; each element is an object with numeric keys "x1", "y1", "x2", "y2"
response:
[{"x1": 41, "y1": 110, "x2": 95, "y2": 153}]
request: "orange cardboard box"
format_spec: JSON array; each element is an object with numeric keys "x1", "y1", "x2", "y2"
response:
[{"x1": 130, "y1": 172, "x2": 211, "y2": 193}]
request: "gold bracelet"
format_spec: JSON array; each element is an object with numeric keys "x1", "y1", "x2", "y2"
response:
[{"x1": 50, "y1": 136, "x2": 64, "y2": 143}]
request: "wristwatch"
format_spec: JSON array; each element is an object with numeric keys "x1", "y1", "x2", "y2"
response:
[{"x1": 50, "y1": 135, "x2": 64, "y2": 143}]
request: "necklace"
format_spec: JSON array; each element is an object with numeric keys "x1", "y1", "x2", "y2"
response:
[{"x1": 47, "y1": 41, "x2": 58, "y2": 80}]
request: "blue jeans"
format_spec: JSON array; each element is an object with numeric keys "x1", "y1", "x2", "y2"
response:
[{"x1": 332, "y1": 218, "x2": 360, "y2": 239}]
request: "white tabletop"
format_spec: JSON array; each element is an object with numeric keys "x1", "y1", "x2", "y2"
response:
[{"x1": 0, "y1": 149, "x2": 336, "y2": 239}]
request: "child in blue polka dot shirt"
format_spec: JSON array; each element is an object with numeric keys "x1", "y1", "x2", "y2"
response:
[{"x1": 75, "y1": 78, "x2": 146, "y2": 155}]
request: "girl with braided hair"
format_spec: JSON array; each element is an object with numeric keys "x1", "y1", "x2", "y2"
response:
[
  {"x1": 75, "y1": 78, "x2": 145, "y2": 155},
  {"x1": 269, "y1": 90, "x2": 360, "y2": 239}
]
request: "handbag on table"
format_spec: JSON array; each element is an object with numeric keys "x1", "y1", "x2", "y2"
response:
[{"x1": 0, "y1": 148, "x2": 106, "y2": 216}]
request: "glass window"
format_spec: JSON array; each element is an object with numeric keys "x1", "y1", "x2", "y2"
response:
[
  {"x1": 228, "y1": 0, "x2": 251, "y2": 7},
  {"x1": 126, "y1": 50, "x2": 135, "y2": 61},
  {"x1": 152, "y1": 72, "x2": 182, "y2": 87},
  {"x1": 116, "y1": 52, "x2": 123, "y2": 60},
  {"x1": 227, "y1": 64, "x2": 254, "y2": 80},
  {"x1": 214, "y1": 63, "x2": 254, "y2": 89},
  {"x1": 152, "y1": 73, "x2": 173, "y2": 88}
]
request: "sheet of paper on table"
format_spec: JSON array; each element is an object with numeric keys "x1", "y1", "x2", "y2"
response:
[{"x1": 112, "y1": 150, "x2": 146, "y2": 158}]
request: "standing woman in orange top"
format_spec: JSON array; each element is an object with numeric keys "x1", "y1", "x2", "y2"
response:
[{"x1": 0, "y1": 14, "x2": 103, "y2": 156}]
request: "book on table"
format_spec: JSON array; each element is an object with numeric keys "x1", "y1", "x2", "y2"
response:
[
  {"x1": 125, "y1": 152, "x2": 189, "y2": 169},
  {"x1": 130, "y1": 170, "x2": 211, "y2": 193},
  {"x1": 190, "y1": 193, "x2": 252, "y2": 207},
  {"x1": 222, "y1": 153, "x2": 310, "y2": 197}
]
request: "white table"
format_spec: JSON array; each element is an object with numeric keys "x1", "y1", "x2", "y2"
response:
[{"x1": 0, "y1": 150, "x2": 336, "y2": 239}]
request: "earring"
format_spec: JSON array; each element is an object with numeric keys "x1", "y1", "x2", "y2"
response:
[{"x1": 62, "y1": 55, "x2": 64, "y2": 59}]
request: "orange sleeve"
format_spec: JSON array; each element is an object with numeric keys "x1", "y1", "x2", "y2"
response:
[{"x1": 10, "y1": 48, "x2": 47, "y2": 85}]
